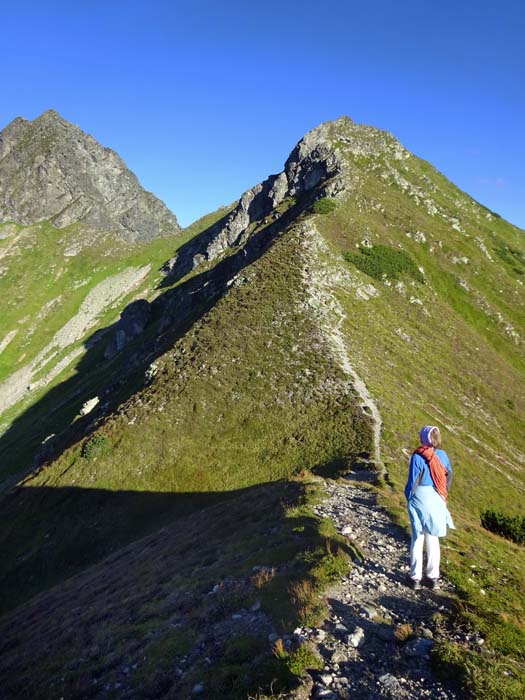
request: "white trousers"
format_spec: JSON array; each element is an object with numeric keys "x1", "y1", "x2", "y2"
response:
[{"x1": 410, "y1": 531, "x2": 440, "y2": 581}]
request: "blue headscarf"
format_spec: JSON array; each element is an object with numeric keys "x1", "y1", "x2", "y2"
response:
[{"x1": 420, "y1": 425, "x2": 438, "y2": 446}]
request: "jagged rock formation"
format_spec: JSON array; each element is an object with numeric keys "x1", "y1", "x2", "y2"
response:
[
  {"x1": 204, "y1": 119, "x2": 349, "y2": 258},
  {"x1": 0, "y1": 110, "x2": 180, "y2": 240},
  {"x1": 164, "y1": 118, "x2": 352, "y2": 279}
]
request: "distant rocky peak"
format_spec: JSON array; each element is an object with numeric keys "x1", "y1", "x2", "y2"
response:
[
  {"x1": 35, "y1": 108, "x2": 66, "y2": 123},
  {"x1": 0, "y1": 110, "x2": 180, "y2": 242}
]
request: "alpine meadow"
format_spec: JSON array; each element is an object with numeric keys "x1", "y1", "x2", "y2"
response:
[{"x1": 0, "y1": 111, "x2": 524, "y2": 700}]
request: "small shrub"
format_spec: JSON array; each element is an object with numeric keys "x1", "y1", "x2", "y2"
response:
[
  {"x1": 315, "y1": 549, "x2": 350, "y2": 582},
  {"x1": 481, "y1": 510, "x2": 525, "y2": 545},
  {"x1": 394, "y1": 623, "x2": 416, "y2": 643},
  {"x1": 289, "y1": 578, "x2": 323, "y2": 625},
  {"x1": 494, "y1": 242, "x2": 525, "y2": 275},
  {"x1": 343, "y1": 244, "x2": 424, "y2": 283},
  {"x1": 251, "y1": 567, "x2": 276, "y2": 589},
  {"x1": 81, "y1": 434, "x2": 111, "y2": 460},
  {"x1": 286, "y1": 643, "x2": 322, "y2": 675},
  {"x1": 290, "y1": 579, "x2": 314, "y2": 608},
  {"x1": 311, "y1": 198, "x2": 337, "y2": 215},
  {"x1": 272, "y1": 640, "x2": 322, "y2": 675}
]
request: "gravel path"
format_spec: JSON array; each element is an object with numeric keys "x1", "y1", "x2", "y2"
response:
[{"x1": 295, "y1": 479, "x2": 460, "y2": 700}]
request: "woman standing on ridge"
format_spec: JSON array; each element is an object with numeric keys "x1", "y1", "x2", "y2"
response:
[{"x1": 405, "y1": 425, "x2": 455, "y2": 590}]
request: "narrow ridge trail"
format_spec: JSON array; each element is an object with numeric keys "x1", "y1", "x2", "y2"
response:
[
  {"x1": 295, "y1": 480, "x2": 460, "y2": 700},
  {"x1": 301, "y1": 221, "x2": 383, "y2": 473}
]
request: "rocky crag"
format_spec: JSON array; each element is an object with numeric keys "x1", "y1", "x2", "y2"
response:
[
  {"x1": 0, "y1": 109, "x2": 180, "y2": 240},
  {"x1": 0, "y1": 109, "x2": 188, "y2": 473}
]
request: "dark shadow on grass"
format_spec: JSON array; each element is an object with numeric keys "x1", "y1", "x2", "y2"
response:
[
  {"x1": 0, "y1": 478, "x2": 341, "y2": 700},
  {"x1": 312, "y1": 452, "x2": 375, "y2": 480},
  {"x1": 0, "y1": 192, "x2": 314, "y2": 492}
]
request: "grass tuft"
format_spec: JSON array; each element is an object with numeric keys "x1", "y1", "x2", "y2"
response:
[{"x1": 312, "y1": 198, "x2": 337, "y2": 215}]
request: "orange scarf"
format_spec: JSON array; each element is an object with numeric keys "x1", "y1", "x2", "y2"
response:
[{"x1": 415, "y1": 445, "x2": 449, "y2": 501}]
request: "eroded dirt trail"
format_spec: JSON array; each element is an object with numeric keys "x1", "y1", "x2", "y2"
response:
[{"x1": 295, "y1": 480, "x2": 459, "y2": 700}]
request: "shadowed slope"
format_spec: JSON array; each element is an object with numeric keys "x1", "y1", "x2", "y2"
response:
[{"x1": 0, "y1": 479, "x2": 358, "y2": 700}]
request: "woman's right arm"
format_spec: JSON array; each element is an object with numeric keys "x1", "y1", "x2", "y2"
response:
[{"x1": 404, "y1": 453, "x2": 422, "y2": 500}]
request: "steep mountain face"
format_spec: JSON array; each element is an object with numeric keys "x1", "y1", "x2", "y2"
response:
[
  {"x1": 0, "y1": 109, "x2": 180, "y2": 240},
  {"x1": 1, "y1": 115, "x2": 525, "y2": 699}
]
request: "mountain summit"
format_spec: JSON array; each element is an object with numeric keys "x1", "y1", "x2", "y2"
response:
[{"x1": 0, "y1": 109, "x2": 180, "y2": 240}]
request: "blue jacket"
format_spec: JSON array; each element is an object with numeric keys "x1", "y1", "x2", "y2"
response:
[
  {"x1": 404, "y1": 448, "x2": 452, "y2": 500},
  {"x1": 405, "y1": 448, "x2": 455, "y2": 537}
]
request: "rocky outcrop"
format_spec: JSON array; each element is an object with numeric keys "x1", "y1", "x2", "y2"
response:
[
  {"x1": 201, "y1": 120, "x2": 349, "y2": 263},
  {"x1": 162, "y1": 119, "x2": 351, "y2": 283},
  {"x1": 0, "y1": 110, "x2": 180, "y2": 241},
  {"x1": 104, "y1": 299, "x2": 152, "y2": 359}
]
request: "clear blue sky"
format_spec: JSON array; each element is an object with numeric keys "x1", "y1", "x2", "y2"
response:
[{"x1": 1, "y1": 0, "x2": 523, "y2": 228}]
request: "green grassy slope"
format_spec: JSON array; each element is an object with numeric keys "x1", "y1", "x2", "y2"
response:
[
  {"x1": 0, "y1": 221, "x2": 180, "y2": 383},
  {"x1": 0, "y1": 211, "x2": 230, "y2": 483}
]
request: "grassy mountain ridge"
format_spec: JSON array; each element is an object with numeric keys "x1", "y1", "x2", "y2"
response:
[
  {"x1": 1, "y1": 116, "x2": 525, "y2": 698},
  {"x1": 0, "y1": 213, "x2": 372, "y2": 614}
]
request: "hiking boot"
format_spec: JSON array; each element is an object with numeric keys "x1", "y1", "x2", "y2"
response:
[
  {"x1": 428, "y1": 578, "x2": 440, "y2": 591},
  {"x1": 410, "y1": 578, "x2": 421, "y2": 590}
]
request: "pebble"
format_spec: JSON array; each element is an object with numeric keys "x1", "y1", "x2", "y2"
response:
[
  {"x1": 314, "y1": 688, "x2": 337, "y2": 699},
  {"x1": 379, "y1": 672, "x2": 404, "y2": 694},
  {"x1": 404, "y1": 637, "x2": 434, "y2": 657},
  {"x1": 362, "y1": 604, "x2": 378, "y2": 619},
  {"x1": 347, "y1": 626, "x2": 365, "y2": 648},
  {"x1": 331, "y1": 649, "x2": 347, "y2": 663}
]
